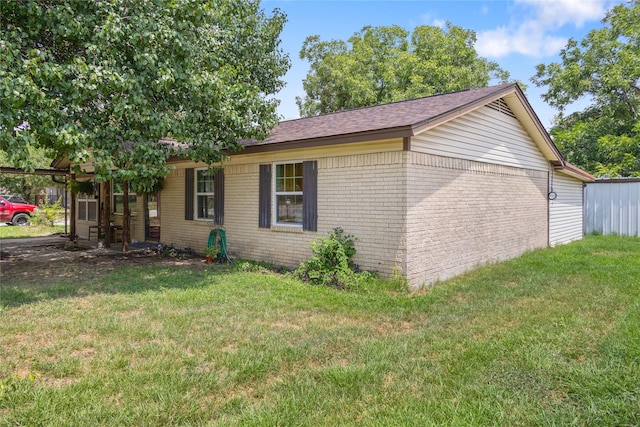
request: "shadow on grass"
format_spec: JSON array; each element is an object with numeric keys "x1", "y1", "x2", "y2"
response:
[{"x1": 0, "y1": 261, "x2": 235, "y2": 308}]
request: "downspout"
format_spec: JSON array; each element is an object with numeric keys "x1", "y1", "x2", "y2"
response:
[
  {"x1": 547, "y1": 163, "x2": 554, "y2": 247},
  {"x1": 547, "y1": 162, "x2": 561, "y2": 247}
]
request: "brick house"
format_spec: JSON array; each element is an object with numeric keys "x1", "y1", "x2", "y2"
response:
[{"x1": 62, "y1": 83, "x2": 594, "y2": 288}]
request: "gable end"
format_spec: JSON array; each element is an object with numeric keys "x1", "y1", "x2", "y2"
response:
[{"x1": 487, "y1": 99, "x2": 516, "y2": 119}]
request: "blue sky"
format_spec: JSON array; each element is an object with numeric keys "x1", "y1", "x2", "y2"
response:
[{"x1": 263, "y1": 0, "x2": 624, "y2": 129}]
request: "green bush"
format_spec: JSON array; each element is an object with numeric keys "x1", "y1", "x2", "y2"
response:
[
  {"x1": 295, "y1": 228, "x2": 371, "y2": 290},
  {"x1": 31, "y1": 198, "x2": 63, "y2": 227}
]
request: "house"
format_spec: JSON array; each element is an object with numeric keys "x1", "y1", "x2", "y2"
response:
[{"x1": 57, "y1": 83, "x2": 594, "y2": 289}]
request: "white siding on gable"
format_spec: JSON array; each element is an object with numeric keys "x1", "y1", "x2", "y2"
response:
[
  {"x1": 411, "y1": 104, "x2": 549, "y2": 171},
  {"x1": 549, "y1": 172, "x2": 584, "y2": 246}
]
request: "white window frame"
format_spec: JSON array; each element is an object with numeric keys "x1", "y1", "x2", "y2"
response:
[
  {"x1": 112, "y1": 182, "x2": 137, "y2": 215},
  {"x1": 195, "y1": 168, "x2": 215, "y2": 221},
  {"x1": 274, "y1": 161, "x2": 303, "y2": 227},
  {"x1": 77, "y1": 193, "x2": 97, "y2": 222}
]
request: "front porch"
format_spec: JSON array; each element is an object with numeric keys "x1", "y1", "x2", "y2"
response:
[{"x1": 72, "y1": 179, "x2": 162, "y2": 247}]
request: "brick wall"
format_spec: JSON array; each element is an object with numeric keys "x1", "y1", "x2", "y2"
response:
[
  {"x1": 404, "y1": 151, "x2": 548, "y2": 288},
  {"x1": 161, "y1": 154, "x2": 406, "y2": 276},
  {"x1": 159, "y1": 166, "x2": 217, "y2": 252},
  {"x1": 160, "y1": 150, "x2": 549, "y2": 287}
]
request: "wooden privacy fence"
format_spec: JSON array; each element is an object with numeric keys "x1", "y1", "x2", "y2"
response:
[{"x1": 584, "y1": 179, "x2": 640, "y2": 237}]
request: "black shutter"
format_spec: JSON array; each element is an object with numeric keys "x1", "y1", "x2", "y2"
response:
[
  {"x1": 184, "y1": 168, "x2": 194, "y2": 220},
  {"x1": 302, "y1": 160, "x2": 317, "y2": 232},
  {"x1": 259, "y1": 164, "x2": 271, "y2": 228},
  {"x1": 214, "y1": 168, "x2": 224, "y2": 225}
]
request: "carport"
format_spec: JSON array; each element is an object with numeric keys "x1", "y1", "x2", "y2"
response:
[{"x1": 0, "y1": 166, "x2": 74, "y2": 238}]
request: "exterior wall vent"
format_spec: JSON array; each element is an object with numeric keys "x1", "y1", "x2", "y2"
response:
[{"x1": 487, "y1": 99, "x2": 516, "y2": 118}]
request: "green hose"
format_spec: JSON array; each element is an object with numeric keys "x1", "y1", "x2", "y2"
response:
[{"x1": 207, "y1": 228, "x2": 230, "y2": 263}]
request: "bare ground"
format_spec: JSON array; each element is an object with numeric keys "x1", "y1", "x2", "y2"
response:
[{"x1": 0, "y1": 236, "x2": 208, "y2": 286}]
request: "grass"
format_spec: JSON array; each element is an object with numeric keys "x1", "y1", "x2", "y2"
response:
[
  {"x1": 0, "y1": 224, "x2": 65, "y2": 239},
  {"x1": 1, "y1": 235, "x2": 639, "y2": 425}
]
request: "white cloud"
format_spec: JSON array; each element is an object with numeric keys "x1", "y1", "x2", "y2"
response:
[
  {"x1": 476, "y1": 22, "x2": 567, "y2": 58},
  {"x1": 516, "y1": 0, "x2": 609, "y2": 28},
  {"x1": 476, "y1": 0, "x2": 617, "y2": 58}
]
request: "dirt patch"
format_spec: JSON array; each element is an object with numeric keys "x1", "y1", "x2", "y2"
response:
[{"x1": 0, "y1": 236, "x2": 208, "y2": 286}]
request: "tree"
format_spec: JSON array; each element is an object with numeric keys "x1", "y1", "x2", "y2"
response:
[
  {"x1": 297, "y1": 23, "x2": 511, "y2": 116},
  {"x1": 532, "y1": 0, "x2": 640, "y2": 177},
  {"x1": 1, "y1": 0, "x2": 290, "y2": 246}
]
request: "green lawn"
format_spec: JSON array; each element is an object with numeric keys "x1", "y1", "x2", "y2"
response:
[
  {"x1": 0, "y1": 224, "x2": 65, "y2": 239},
  {"x1": 1, "y1": 236, "x2": 639, "y2": 425}
]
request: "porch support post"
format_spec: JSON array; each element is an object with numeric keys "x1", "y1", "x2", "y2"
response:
[
  {"x1": 102, "y1": 181, "x2": 112, "y2": 248},
  {"x1": 69, "y1": 173, "x2": 76, "y2": 240}
]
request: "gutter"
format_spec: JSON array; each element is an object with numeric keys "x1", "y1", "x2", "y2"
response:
[{"x1": 553, "y1": 162, "x2": 595, "y2": 183}]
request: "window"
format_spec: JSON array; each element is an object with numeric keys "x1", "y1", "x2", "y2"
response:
[
  {"x1": 259, "y1": 161, "x2": 317, "y2": 231},
  {"x1": 185, "y1": 167, "x2": 224, "y2": 224},
  {"x1": 196, "y1": 168, "x2": 215, "y2": 220},
  {"x1": 113, "y1": 182, "x2": 137, "y2": 214},
  {"x1": 78, "y1": 193, "x2": 97, "y2": 221},
  {"x1": 275, "y1": 162, "x2": 303, "y2": 225}
]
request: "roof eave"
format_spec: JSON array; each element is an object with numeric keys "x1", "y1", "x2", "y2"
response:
[
  {"x1": 239, "y1": 126, "x2": 413, "y2": 154},
  {"x1": 51, "y1": 155, "x2": 71, "y2": 169},
  {"x1": 555, "y1": 163, "x2": 595, "y2": 182}
]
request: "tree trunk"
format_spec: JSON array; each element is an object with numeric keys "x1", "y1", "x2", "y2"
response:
[
  {"x1": 121, "y1": 181, "x2": 130, "y2": 252},
  {"x1": 102, "y1": 181, "x2": 112, "y2": 248}
]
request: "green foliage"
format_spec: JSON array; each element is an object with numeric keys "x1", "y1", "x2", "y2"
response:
[
  {"x1": 0, "y1": 0, "x2": 290, "y2": 191},
  {"x1": 297, "y1": 23, "x2": 511, "y2": 116},
  {"x1": 0, "y1": 149, "x2": 61, "y2": 203},
  {"x1": 68, "y1": 179, "x2": 94, "y2": 196},
  {"x1": 203, "y1": 246, "x2": 218, "y2": 258},
  {"x1": 30, "y1": 197, "x2": 63, "y2": 227},
  {"x1": 532, "y1": 0, "x2": 640, "y2": 176},
  {"x1": 295, "y1": 228, "x2": 372, "y2": 290}
]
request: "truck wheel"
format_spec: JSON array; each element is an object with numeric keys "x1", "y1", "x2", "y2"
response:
[{"x1": 12, "y1": 213, "x2": 30, "y2": 226}]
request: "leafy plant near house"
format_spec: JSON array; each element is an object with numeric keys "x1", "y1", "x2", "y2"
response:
[
  {"x1": 31, "y1": 198, "x2": 63, "y2": 227},
  {"x1": 204, "y1": 246, "x2": 219, "y2": 261},
  {"x1": 295, "y1": 228, "x2": 371, "y2": 289},
  {"x1": 203, "y1": 247, "x2": 218, "y2": 257}
]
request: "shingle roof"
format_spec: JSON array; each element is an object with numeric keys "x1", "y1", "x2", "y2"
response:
[{"x1": 242, "y1": 83, "x2": 517, "y2": 148}]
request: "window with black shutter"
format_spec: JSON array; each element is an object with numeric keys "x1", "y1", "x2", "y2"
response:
[
  {"x1": 214, "y1": 169, "x2": 224, "y2": 225},
  {"x1": 184, "y1": 168, "x2": 194, "y2": 220},
  {"x1": 302, "y1": 160, "x2": 317, "y2": 231},
  {"x1": 259, "y1": 164, "x2": 271, "y2": 228},
  {"x1": 266, "y1": 160, "x2": 317, "y2": 231},
  {"x1": 185, "y1": 167, "x2": 224, "y2": 224}
]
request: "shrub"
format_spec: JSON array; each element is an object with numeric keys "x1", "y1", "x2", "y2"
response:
[
  {"x1": 31, "y1": 198, "x2": 63, "y2": 227},
  {"x1": 295, "y1": 228, "x2": 369, "y2": 290}
]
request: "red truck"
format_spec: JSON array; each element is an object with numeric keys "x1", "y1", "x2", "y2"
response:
[{"x1": 0, "y1": 195, "x2": 39, "y2": 226}]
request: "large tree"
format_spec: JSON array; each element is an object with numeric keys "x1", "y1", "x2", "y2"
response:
[
  {"x1": 532, "y1": 0, "x2": 640, "y2": 177},
  {"x1": 297, "y1": 23, "x2": 511, "y2": 116},
  {"x1": 1, "y1": 0, "x2": 289, "y2": 245}
]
